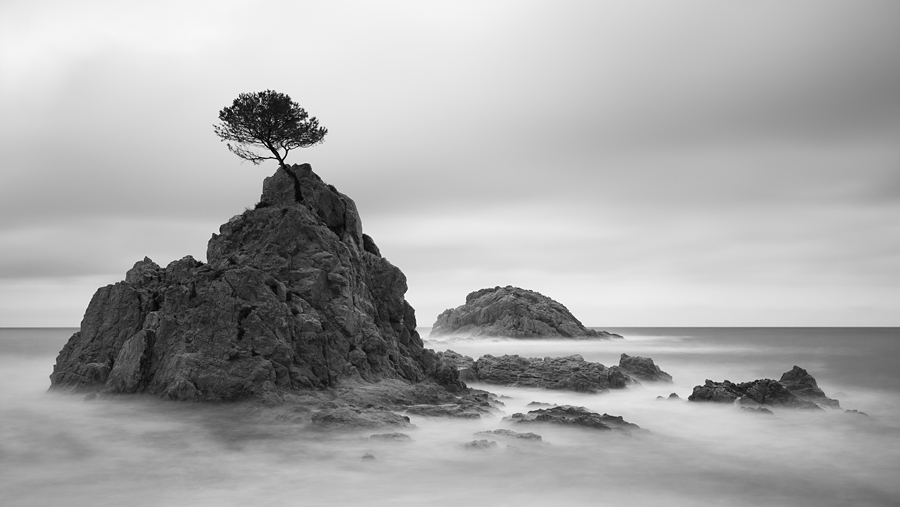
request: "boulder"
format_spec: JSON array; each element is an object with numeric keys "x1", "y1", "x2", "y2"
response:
[
  {"x1": 49, "y1": 164, "x2": 464, "y2": 403},
  {"x1": 471, "y1": 354, "x2": 633, "y2": 393},
  {"x1": 310, "y1": 406, "x2": 414, "y2": 430},
  {"x1": 779, "y1": 366, "x2": 840, "y2": 408},
  {"x1": 617, "y1": 353, "x2": 673, "y2": 383},
  {"x1": 504, "y1": 405, "x2": 641, "y2": 434},
  {"x1": 430, "y1": 286, "x2": 621, "y2": 339}
]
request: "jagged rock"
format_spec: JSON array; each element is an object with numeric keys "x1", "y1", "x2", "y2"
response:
[
  {"x1": 430, "y1": 286, "x2": 621, "y2": 339},
  {"x1": 845, "y1": 409, "x2": 868, "y2": 416},
  {"x1": 526, "y1": 401, "x2": 555, "y2": 408},
  {"x1": 473, "y1": 429, "x2": 543, "y2": 442},
  {"x1": 404, "y1": 404, "x2": 482, "y2": 419},
  {"x1": 369, "y1": 432, "x2": 412, "y2": 441},
  {"x1": 49, "y1": 164, "x2": 464, "y2": 402},
  {"x1": 779, "y1": 366, "x2": 840, "y2": 408},
  {"x1": 740, "y1": 406, "x2": 774, "y2": 415},
  {"x1": 688, "y1": 379, "x2": 821, "y2": 409},
  {"x1": 617, "y1": 354, "x2": 673, "y2": 383},
  {"x1": 504, "y1": 405, "x2": 641, "y2": 433},
  {"x1": 472, "y1": 354, "x2": 633, "y2": 393},
  {"x1": 688, "y1": 366, "x2": 840, "y2": 410},
  {"x1": 462, "y1": 439, "x2": 497, "y2": 450},
  {"x1": 310, "y1": 407, "x2": 414, "y2": 430}
]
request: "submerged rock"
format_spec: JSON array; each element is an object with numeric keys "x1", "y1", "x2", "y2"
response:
[
  {"x1": 473, "y1": 429, "x2": 544, "y2": 442},
  {"x1": 462, "y1": 439, "x2": 498, "y2": 450},
  {"x1": 504, "y1": 405, "x2": 641, "y2": 434},
  {"x1": 369, "y1": 432, "x2": 413, "y2": 441},
  {"x1": 740, "y1": 406, "x2": 774, "y2": 415},
  {"x1": 49, "y1": 164, "x2": 464, "y2": 403},
  {"x1": 617, "y1": 354, "x2": 673, "y2": 383},
  {"x1": 310, "y1": 406, "x2": 414, "y2": 430},
  {"x1": 473, "y1": 354, "x2": 633, "y2": 394},
  {"x1": 430, "y1": 286, "x2": 620, "y2": 339}
]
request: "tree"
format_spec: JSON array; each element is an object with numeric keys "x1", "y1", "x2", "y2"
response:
[{"x1": 213, "y1": 90, "x2": 327, "y2": 167}]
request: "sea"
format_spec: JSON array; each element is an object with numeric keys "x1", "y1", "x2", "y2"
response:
[{"x1": 1, "y1": 327, "x2": 899, "y2": 507}]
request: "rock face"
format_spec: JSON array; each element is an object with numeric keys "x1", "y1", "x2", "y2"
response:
[
  {"x1": 504, "y1": 405, "x2": 641, "y2": 433},
  {"x1": 49, "y1": 164, "x2": 463, "y2": 401},
  {"x1": 472, "y1": 354, "x2": 633, "y2": 394},
  {"x1": 779, "y1": 365, "x2": 840, "y2": 408},
  {"x1": 617, "y1": 354, "x2": 673, "y2": 383},
  {"x1": 430, "y1": 286, "x2": 620, "y2": 339},
  {"x1": 688, "y1": 366, "x2": 841, "y2": 410}
]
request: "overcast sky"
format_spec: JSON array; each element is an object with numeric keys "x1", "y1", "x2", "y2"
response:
[{"x1": 1, "y1": 0, "x2": 898, "y2": 327}]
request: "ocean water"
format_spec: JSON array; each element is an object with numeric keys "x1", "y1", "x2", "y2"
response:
[{"x1": 2, "y1": 327, "x2": 899, "y2": 507}]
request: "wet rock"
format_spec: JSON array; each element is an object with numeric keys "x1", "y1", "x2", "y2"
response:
[
  {"x1": 472, "y1": 354, "x2": 633, "y2": 394},
  {"x1": 617, "y1": 354, "x2": 673, "y2": 383},
  {"x1": 503, "y1": 405, "x2": 641, "y2": 434},
  {"x1": 688, "y1": 366, "x2": 841, "y2": 410},
  {"x1": 740, "y1": 406, "x2": 774, "y2": 415},
  {"x1": 49, "y1": 164, "x2": 465, "y2": 402},
  {"x1": 688, "y1": 379, "x2": 821, "y2": 409},
  {"x1": 473, "y1": 429, "x2": 543, "y2": 442},
  {"x1": 369, "y1": 432, "x2": 413, "y2": 441},
  {"x1": 462, "y1": 439, "x2": 497, "y2": 450},
  {"x1": 779, "y1": 366, "x2": 840, "y2": 408},
  {"x1": 310, "y1": 407, "x2": 414, "y2": 430},
  {"x1": 404, "y1": 404, "x2": 482, "y2": 419},
  {"x1": 431, "y1": 286, "x2": 621, "y2": 339}
]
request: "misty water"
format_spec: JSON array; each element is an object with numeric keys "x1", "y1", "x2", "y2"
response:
[{"x1": 2, "y1": 328, "x2": 899, "y2": 506}]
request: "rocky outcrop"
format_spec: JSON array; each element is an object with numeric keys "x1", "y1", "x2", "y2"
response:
[
  {"x1": 617, "y1": 354, "x2": 673, "y2": 383},
  {"x1": 436, "y1": 349, "x2": 477, "y2": 382},
  {"x1": 688, "y1": 366, "x2": 845, "y2": 410},
  {"x1": 688, "y1": 378, "x2": 821, "y2": 409},
  {"x1": 473, "y1": 354, "x2": 633, "y2": 394},
  {"x1": 779, "y1": 366, "x2": 840, "y2": 408},
  {"x1": 49, "y1": 164, "x2": 463, "y2": 403},
  {"x1": 430, "y1": 286, "x2": 621, "y2": 339},
  {"x1": 688, "y1": 366, "x2": 842, "y2": 410},
  {"x1": 504, "y1": 405, "x2": 641, "y2": 434}
]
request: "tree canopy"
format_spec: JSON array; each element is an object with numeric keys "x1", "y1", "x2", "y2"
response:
[{"x1": 213, "y1": 90, "x2": 327, "y2": 167}]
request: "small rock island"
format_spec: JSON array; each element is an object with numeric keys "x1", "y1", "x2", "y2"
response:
[
  {"x1": 431, "y1": 285, "x2": 621, "y2": 339},
  {"x1": 49, "y1": 164, "x2": 469, "y2": 414}
]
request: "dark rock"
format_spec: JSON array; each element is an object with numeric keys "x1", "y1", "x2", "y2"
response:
[
  {"x1": 437, "y1": 350, "x2": 477, "y2": 382},
  {"x1": 369, "y1": 432, "x2": 413, "y2": 441},
  {"x1": 431, "y1": 285, "x2": 621, "y2": 339},
  {"x1": 845, "y1": 409, "x2": 869, "y2": 416},
  {"x1": 361, "y1": 453, "x2": 376, "y2": 461},
  {"x1": 462, "y1": 439, "x2": 497, "y2": 450},
  {"x1": 779, "y1": 366, "x2": 840, "y2": 408},
  {"x1": 526, "y1": 401, "x2": 556, "y2": 408},
  {"x1": 740, "y1": 406, "x2": 774, "y2": 415},
  {"x1": 617, "y1": 354, "x2": 673, "y2": 383},
  {"x1": 503, "y1": 405, "x2": 641, "y2": 434},
  {"x1": 688, "y1": 366, "x2": 841, "y2": 410},
  {"x1": 688, "y1": 379, "x2": 821, "y2": 410},
  {"x1": 404, "y1": 404, "x2": 482, "y2": 419},
  {"x1": 49, "y1": 164, "x2": 464, "y2": 402},
  {"x1": 472, "y1": 354, "x2": 633, "y2": 393},
  {"x1": 310, "y1": 407, "x2": 414, "y2": 430},
  {"x1": 668, "y1": 393, "x2": 681, "y2": 400},
  {"x1": 473, "y1": 429, "x2": 543, "y2": 442}
]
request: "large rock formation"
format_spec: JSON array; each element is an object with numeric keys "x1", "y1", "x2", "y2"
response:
[
  {"x1": 688, "y1": 366, "x2": 840, "y2": 410},
  {"x1": 430, "y1": 285, "x2": 621, "y2": 339},
  {"x1": 50, "y1": 164, "x2": 462, "y2": 402},
  {"x1": 504, "y1": 405, "x2": 642, "y2": 434}
]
